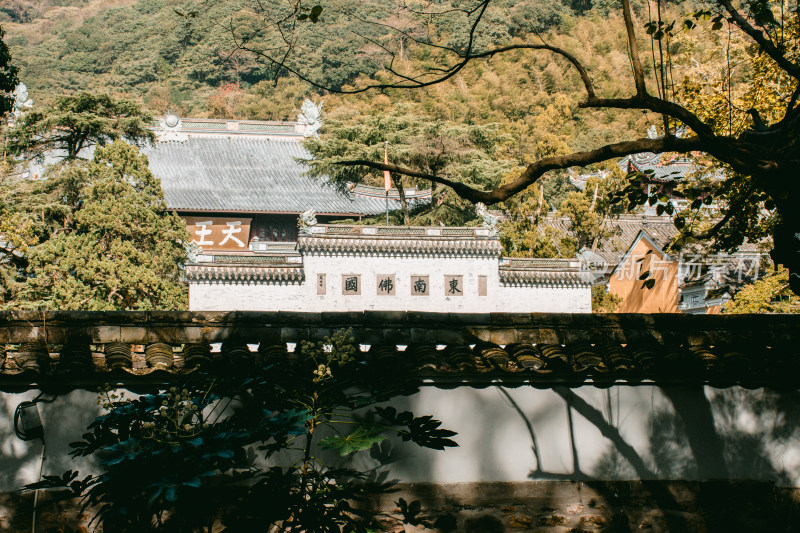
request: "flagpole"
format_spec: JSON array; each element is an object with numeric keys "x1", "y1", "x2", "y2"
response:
[{"x1": 384, "y1": 140, "x2": 390, "y2": 226}]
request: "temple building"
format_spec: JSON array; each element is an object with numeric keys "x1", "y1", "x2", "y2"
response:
[
  {"x1": 144, "y1": 114, "x2": 431, "y2": 249},
  {"x1": 185, "y1": 223, "x2": 591, "y2": 312},
  {"x1": 142, "y1": 115, "x2": 592, "y2": 312}
]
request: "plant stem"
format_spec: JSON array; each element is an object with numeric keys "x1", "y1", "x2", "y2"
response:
[{"x1": 297, "y1": 391, "x2": 319, "y2": 531}]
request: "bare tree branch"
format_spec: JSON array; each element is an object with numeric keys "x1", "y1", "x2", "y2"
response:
[
  {"x1": 469, "y1": 43, "x2": 597, "y2": 100},
  {"x1": 334, "y1": 136, "x2": 708, "y2": 204},
  {"x1": 717, "y1": 0, "x2": 800, "y2": 80},
  {"x1": 582, "y1": 95, "x2": 715, "y2": 137},
  {"x1": 622, "y1": 0, "x2": 648, "y2": 96}
]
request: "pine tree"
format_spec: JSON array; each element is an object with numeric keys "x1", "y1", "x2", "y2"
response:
[
  {"x1": 8, "y1": 92, "x2": 153, "y2": 161},
  {"x1": 0, "y1": 25, "x2": 18, "y2": 115},
  {"x1": 20, "y1": 141, "x2": 188, "y2": 310}
]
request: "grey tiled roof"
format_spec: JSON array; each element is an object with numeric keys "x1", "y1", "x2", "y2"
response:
[
  {"x1": 498, "y1": 257, "x2": 590, "y2": 286},
  {"x1": 542, "y1": 215, "x2": 678, "y2": 266},
  {"x1": 142, "y1": 136, "x2": 402, "y2": 215},
  {"x1": 619, "y1": 152, "x2": 695, "y2": 182},
  {"x1": 298, "y1": 236, "x2": 502, "y2": 256},
  {"x1": 498, "y1": 270, "x2": 590, "y2": 286}
]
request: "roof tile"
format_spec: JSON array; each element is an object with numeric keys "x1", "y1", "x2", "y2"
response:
[{"x1": 143, "y1": 136, "x2": 407, "y2": 215}]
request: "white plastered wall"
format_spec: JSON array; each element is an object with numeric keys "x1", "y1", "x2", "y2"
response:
[
  {"x1": 1, "y1": 385, "x2": 799, "y2": 492},
  {"x1": 189, "y1": 251, "x2": 591, "y2": 312}
]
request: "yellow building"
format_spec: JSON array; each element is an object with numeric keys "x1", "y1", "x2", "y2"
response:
[{"x1": 608, "y1": 230, "x2": 679, "y2": 313}]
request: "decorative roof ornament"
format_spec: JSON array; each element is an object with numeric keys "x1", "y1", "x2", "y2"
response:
[
  {"x1": 165, "y1": 113, "x2": 180, "y2": 128},
  {"x1": 298, "y1": 208, "x2": 318, "y2": 234},
  {"x1": 646, "y1": 124, "x2": 658, "y2": 139},
  {"x1": 298, "y1": 99, "x2": 323, "y2": 138},
  {"x1": 475, "y1": 203, "x2": 499, "y2": 236},
  {"x1": 11, "y1": 83, "x2": 33, "y2": 119},
  {"x1": 157, "y1": 111, "x2": 188, "y2": 142}
]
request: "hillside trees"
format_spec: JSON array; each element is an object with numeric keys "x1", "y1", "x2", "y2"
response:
[
  {"x1": 723, "y1": 266, "x2": 800, "y2": 313},
  {"x1": 241, "y1": 0, "x2": 800, "y2": 293},
  {"x1": 4, "y1": 141, "x2": 188, "y2": 310},
  {"x1": 558, "y1": 168, "x2": 628, "y2": 252}
]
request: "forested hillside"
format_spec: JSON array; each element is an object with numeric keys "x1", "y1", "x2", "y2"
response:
[
  {"x1": 3, "y1": 0, "x2": 742, "y2": 197},
  {"x1": 4, "y1": 1, "x2": 732, "y2": 136}
]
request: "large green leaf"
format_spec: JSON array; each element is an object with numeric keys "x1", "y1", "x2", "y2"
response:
[{"x1": 320, "y1": 426, "x2": 386, "y2": 456}]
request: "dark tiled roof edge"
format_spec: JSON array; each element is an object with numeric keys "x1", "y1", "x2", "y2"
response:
[
  {"x1": 184, "y1": 265, "x2": 304, "y2": 282},
  {"x1": 0, "y1": 312, "x2": 798, "y2": 389}
]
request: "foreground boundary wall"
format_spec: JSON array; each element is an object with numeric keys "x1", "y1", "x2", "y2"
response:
[{"x1": 0, "y1": 311, "x2": 798, "y2": 531}]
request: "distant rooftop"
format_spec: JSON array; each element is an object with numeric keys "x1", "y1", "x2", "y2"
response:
[
  {"x1": 143, "y1": 116, "x2": 430, "y2": 215},
  {"x1": 619, "y1": 152, "x2": 697, "y2": 183},
  {"x1": 297, "y1": 224, "x2": 503, "y2": 256},
  {"x1": 152, "y1": 116, "x2": 310, "y2": 139},
  {"x1": 542, "y1": 214, "x2": 678, "y2": 267}
]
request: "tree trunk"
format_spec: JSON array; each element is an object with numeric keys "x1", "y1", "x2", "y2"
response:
[
  {"x1": 393, "y1": 176, "x2": 411, "y2": 225},
  {"x1": 534, "y1": 180, "x2": 545, "y2": 220},
  {"x1": 772, "y1": 203, "x2": 800, "y2": 294}
]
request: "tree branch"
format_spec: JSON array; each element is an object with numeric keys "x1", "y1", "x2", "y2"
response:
[
  {"x1": 717, "y1": 0, "x2": 800, "y2": 80},
  {"x1": 335, "y1": 136, "x2": 707, "y2": 205},
  {"x1": 469, "y1": 43, "x2": 596, "y2": 100},
  {"x1": 622, "y1": 0, "x2": 648, "y2": 96},
  {"x1": 783, "y1": 82, "x2": 800, "y2": 121},
  {"x1": 682, "y1": 180, "x2": 758, "y2": 240},
  {"x1": 582, "y1": 95, "x2": 715, "y2": 137}
]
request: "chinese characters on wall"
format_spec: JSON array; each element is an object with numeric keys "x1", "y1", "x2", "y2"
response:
[
  {"x1": 317, "y1": 274, "x2": 326, "y2": 295},
  {"x1": 342, "y1": 274, "x2": 361, "y2": 295},
  {"x1": 185, "y1": 217, "x2": 251, "y2": 251},
  {"x1": 377, "y1": 275, "x2": 396, "y2": 295},
  {"x1": 335, "y1": 275, "x2": 480, "y2": 296},
  {"x1": 411, "y1": 276, "x2": 429, "y2": 296},
  {"x1": 444, "y1": 275, "x2": 463, "y2": 296}
]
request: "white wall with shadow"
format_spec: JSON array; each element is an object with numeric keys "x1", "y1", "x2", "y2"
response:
[{"x1": 0, "y1": 384, "x2": 799, "y2": 494}]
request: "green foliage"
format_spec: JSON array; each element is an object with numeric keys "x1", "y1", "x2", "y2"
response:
[
  {"x1": 542, "y1": 173, "x2": 574, "y2": 211},
  {"x1": 500, "y1": 221, "x2": 576, "y2": 258},
  {"x1": 559, "y1": 170, "x2": 627, "y2": 251},
  {"x1": 0, "y1": 25, "x2": 18, "y2": 115},
  {"x1": 26, "y1": 329, "x2": 457, "y2": 532},
  {"x1": 8, "y1": 92, "x2": 153, "y2": 160},
  {"x1": 306, "y1": 106, "x2": 514, "y2": 190},
  {"x1": 664, "y1": 3, "x2": 800, "y2": 263},
  {"x1": 304, "y1": 104, "x2": 515, "y2": 224},
  {"x1": 0, "y1": 160, "x2": 80, "y2": 304},
  {"x1": 296, "y1": 4, "x2": 323, "y2": 23},
  {"x1": 591, "y1": 284, "x2": 621, "y2": 312},
  {"x1": 321, "y1": 425, "x2": 386, "y2": 456},
  {"x1": 498, "y1": 166, "x2": 578, "y2": 258},
  {"x1": 723, "y1": 267, "x2": 800, "y2": 314},
  {"x1": 32, "y1": 383, "x2": 308, "y2": 532},
  {"x1": 17, "y1": 141, "x2": 188, "y2": 310}
]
